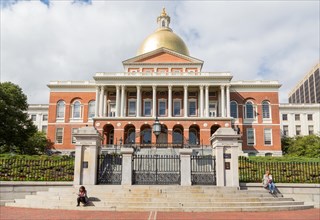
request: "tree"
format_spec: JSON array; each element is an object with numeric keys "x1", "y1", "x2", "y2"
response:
[
  {"x1": 282, "y1": 135, "x2": 320, "y2": 158},
  {"x1": 0, "y1": 82, "x2": 37, "y2": 154},
  {"x1": 24, "y1": 131, "x2": 54, "y2": 155}
]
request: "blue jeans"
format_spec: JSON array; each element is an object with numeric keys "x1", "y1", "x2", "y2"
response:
[{"x1": 268, "y1": 182, "x2": 275, "y2": 192}]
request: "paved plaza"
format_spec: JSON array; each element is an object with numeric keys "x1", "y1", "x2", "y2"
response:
[{"x1": 0, "y1": 207, "x2": 319, "y2": 220}]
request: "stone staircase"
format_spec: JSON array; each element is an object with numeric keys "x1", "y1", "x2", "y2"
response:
[{"x1": 5, "y1": 185, "x2": 314, "y2": 212}]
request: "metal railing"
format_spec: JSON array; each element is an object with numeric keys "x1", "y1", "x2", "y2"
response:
[
  {"x1": 0, "y1": 158, "x2": 74, "y2": 181},
  {"x1": 97, "y1": 154, "x2": 122, "y2": 184},
  {"x1": 101, "y1": 144, "x2": 212, "y2": 149},
  {"x1": 191, "y1": 155, "x2": 216, "y2": 185},
  {"x1": 239, "y1": 156, "x2": 320, "y2": 183}
]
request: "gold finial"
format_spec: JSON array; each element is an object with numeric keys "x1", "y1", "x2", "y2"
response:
[{"x1": 161, "y1": 7, "x2": 167, "y2": 16}]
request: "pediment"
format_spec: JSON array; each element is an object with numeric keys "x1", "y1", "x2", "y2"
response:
[{"x1": 123, "y1": 48, "x2": 203, "y2": 65}]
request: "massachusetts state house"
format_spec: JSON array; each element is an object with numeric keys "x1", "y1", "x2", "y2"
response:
[{"x1": 47, "y1": 9, "x2": 282, "y2": 156}]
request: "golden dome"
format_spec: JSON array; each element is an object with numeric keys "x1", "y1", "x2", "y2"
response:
[{"x1": 137, "y1": 9, "x2": 190, "y2": 56}]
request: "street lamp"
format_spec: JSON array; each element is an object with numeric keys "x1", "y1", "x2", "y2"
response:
[{"x1": 152, "y1": 116, "x2": 161, "y2": 144}]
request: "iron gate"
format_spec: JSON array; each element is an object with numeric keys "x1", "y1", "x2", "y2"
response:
[
  {"x1": 132, "y1": 155, "x2": 180, "y2": 185},
  {"x1": 97, "y1": 154, "x2": 122, "y2": 184},
  {"x1": 191, "y1": 155, "x2": 216, "y2": 185}
]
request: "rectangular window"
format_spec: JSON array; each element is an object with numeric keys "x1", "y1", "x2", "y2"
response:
[
  {"x1": 209, "y1": 92, "x2": 217, "y2": 97},
  {"x1": 308, "y1": 125, "x2": 314, "y2": 135},
  {"x1": 158, "y1": 100, "x2": 166, "y2": 116},
  {"x1": 189, "y1": 100, "x2": 197, "y2": 116},
  {"x1": 282, "y1": 114, "x2": 288, "y2": 121},
  {"x1": 296, "y1": 125, "x2": 301, "y2": 136},
  {"x1": 72, "y1": 128, "x2": 77, "y2": 144},
  {"x1": 42, "y1": 114, "x2": 48, "y2": 121},
  {"x1": 295, "y1": 114, "x2": 300, "y2": 121},
  {"x1": 247, "y1": 128, "x2": 255, "y2": 146},
  {"x1": 128, "y1": 100, "x2": 136, "y2": 116},
  {"x1": 209, "y1": 102, "x2": 216, "y2": 117},
  {"x1": 31, "y1": 114, "x2": 36, "y2": 121},
  {"x1": 109, "y1": 103, "x2": 116, "y2": 117},
  {"x1": 173, "y1": 100, "x2": 181, "y2": 116},
  {"x1": 307, "y1": 114, "x2": 313, "y2": 121},
  {"x1": 283, "y1": 125, "x2": 289, "y2": 136},
  {"x1": 42, "y1": 126, "x2": 47, "y2": 134},
  {"x1": 144, "y1": 100, "x2": 151, "y2": 116},
  {"x1": 55, "y1": 128, "x2": 63, "y2": 144},
  {"x1": 264, "y1": 129, "x2": 272, "y2": 145}
]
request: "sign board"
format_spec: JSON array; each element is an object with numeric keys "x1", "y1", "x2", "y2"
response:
[
  {"x1": 82, "y1": 161, "x2": 88, "y2": 168},
  {"x1": 224, "y1": 153, "x2": 231, "y2": 159}
]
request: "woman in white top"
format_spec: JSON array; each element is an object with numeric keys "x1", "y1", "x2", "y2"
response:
[{"x1": 262, "y1": 170, "x2": 275, "y2": 194}]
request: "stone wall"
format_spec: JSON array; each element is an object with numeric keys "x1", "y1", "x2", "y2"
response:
[
  {"x1": 240, "y1": 182, "x2": 320, "y2": 208},
  {"x1": 0, "y1": 181, "x2": 73, "y2": 206}
]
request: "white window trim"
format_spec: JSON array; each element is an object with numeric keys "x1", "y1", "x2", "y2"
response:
[
  {"x1": 55, "y1": 128, "x2": 64, "y2": 144},
  {"x1": 188, "y1": 99, "x2": 197, "y2": 117},
  {"x1": 70, "y1": 101, "x2": 83, "y2": 122},
  {"x1": 173, "y1": 99, "x2": 182, "y2": 116},
  {"x1": 243, "y1": 102, "x2": 257, "y2": 124},
  {"x1": 108, "y1": 102, "x2": 116, "y2": 117},
  {"x1": 56, "y1": 101, "x2": 65, "y2": 122},
  {"x1": 264, "y1": 128, "x2": 273, "y2": 146},
  {"x1": 262, "y1": 101, "x2": 272, "y2": 123},
  {"x1": 209, "y1": 101, "x2": 217, "y2": 118},
  {"x1": 88, "y1": 101, "x2": 95, "y2": 119},
  {"x1": 158, "y1": 99, "x2": 167, "y2": 116},
  {"x1": 143, "y1": 99, "x2": 152, "y2": 116},
  {"x1": 71, "y1": 128, "x2": 78, "y2": 144},
  {"x1": 128, "y1": 99, "x2": 137, "y2": 116},
  {"x1": 246, "y1": 128, "x2": 255, "y2": 146}
]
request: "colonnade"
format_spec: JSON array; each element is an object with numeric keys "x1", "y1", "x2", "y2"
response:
[{"x1": 95, "y1": 84, "x2": 231, "y2": 118}]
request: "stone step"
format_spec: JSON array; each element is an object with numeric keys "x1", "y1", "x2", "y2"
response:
[
  {"x1": 5, "y1": 202, "x2": 314, "y2": 212},
  {"x1": 25, "y1": 194, "x2": 292, "y2": 202},
  {"x1": 12, "y1": 198, "x2": 304, "y2": 208},
  {"x1": 0, "y1": 200, "x2": 14, "y2": 206}
]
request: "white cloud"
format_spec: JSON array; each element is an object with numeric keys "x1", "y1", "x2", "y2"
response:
[{"x1": 1, "y1": 1, "x2": 319, "y2": 103}]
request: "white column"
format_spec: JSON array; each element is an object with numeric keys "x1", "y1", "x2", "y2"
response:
[
  {"x1": 205, "y1": 85, "x2": 209, "y2": 117},
  {"x1": 184, "y1": 85, "x2": 188, "y2": 117},
  {"x1": 116, "y1": 85, "x2": 120, "y2": 117},
  {"x1": 168, "y1": 85, "x2": 172, "y2": 117},
  {"x1": 220, "y1": 85, "x2": 225, "y2": 117},
  {"x1": 121, "y1": 148, "x2": 134, "y2": 185},
  {"x1": 136, "y1": 85, "x2": 141, "y2": 117},
  {"x1": 199, "y1": 85, "x2": 204, "y2": 117},
  {"x1": 103, "y1": 90, "x2": 107, "y2": 117},
  {"x1": 179, "y1": 149, "x2": 193, "y2": 186},
  {"x1": 95, "y1": 86, "x2": 100, "y2": 117},
  {"x1": 152, "y1": 85, "x2": 157, "y2": 117},
  {"x1": 99, "y1": 86, "x2": 104, "y2": 117},
  {"x1": 121, "y1": 85, "x2": 125, "y2": 117},
  {"x1": 226, "y1": 85, "x2": 230, "y2": 117}
]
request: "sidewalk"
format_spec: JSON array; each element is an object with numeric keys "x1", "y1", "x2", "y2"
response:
[{"x1": 0, "y1": 207, "x2": 319, "y2": 220}]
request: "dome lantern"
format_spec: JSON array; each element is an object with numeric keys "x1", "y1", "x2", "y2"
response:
[{"x1": 157, "y1": 8, "x2": 171, "y2": 30}]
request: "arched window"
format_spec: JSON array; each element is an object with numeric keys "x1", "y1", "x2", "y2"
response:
[
  {"x1": 262, "y1": 101, "x2": 271, "y2": 119},
  {"x1": 265, "y1": 153, "x2": 273, "y2": 157},
  {"x1": 141, "y1": 129, "x2": 151, "y2": 144},
  {"x1": 244, "y1": 101, "x2": 254, "y2": 119},
  {"x1": 72, "y1": 101, "x2": 81, "y2": 118},
  {"x1": 88, "y1": 100, "x2": 95, "y2": 119},
  {"x1": 230, "y1": 101, "x2": 238, "y2": 118},
  {"x1": 173, "y1": 128, "x2": 183, "y2": 144},
  {"x1": 56, "y1": 100, "x2": 65, "y2": 119},
  {"x1": 189, "y1": 128, "x2": 198, "y2": 145},
  {"x1": 127, "y1": 128, "x2": 136, "y2": 144}
]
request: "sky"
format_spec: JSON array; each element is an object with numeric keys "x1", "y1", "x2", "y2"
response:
[{"x1": 0, "y1": 0, "x2": 319, "y2": 104}]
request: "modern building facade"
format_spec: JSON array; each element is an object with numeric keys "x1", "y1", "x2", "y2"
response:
[
  {"x1": 288, "y1": 63, "x2": 320, "y2": 104},
  {"x1": 46, "y1": 9, "x2": 282, "y2": 156},
  {"x1": 28, "y1": 104, "x2": 49, "y2": 134},
  {"x1": 279, "y1": 103, "x2": 320, "y2": 137}
]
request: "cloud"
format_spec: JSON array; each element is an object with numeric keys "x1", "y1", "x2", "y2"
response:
[{"x1": 0, "y1": 1, "x2": 319, "y2": 104}]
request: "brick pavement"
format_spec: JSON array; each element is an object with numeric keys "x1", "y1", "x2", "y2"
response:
[{"x1": 0, "y1": 207, "x2": 319, "y2": 220}]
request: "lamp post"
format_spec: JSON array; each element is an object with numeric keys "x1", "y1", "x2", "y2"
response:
[{"x1": 152, "y1": 116, "x2": 161, "y2": 145}]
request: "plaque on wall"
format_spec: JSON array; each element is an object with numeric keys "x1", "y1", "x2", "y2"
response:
[{"x1": 83, "y1": 161, "x2": 88, "y2": 168}]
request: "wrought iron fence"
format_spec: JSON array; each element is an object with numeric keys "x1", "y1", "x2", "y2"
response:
[
  {"x1": 132, "y1": 155, "x2": 180, "y2": 185},
  {"x1": 239, "y1": 156, "x2": 320, "y2": 183},
  {"x1": 0, "y1": 158, "x2": 74, "y2": 181},
  {"x1": 97, "y1": 154, "x2": 122, "y2": 184},
  {"x1": 191, "y1": 155, "x2": 216, "y2": 185}
]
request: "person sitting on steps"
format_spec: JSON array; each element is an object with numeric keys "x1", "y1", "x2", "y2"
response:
[
  {"x1": 77, "y1": 186, "x2": 88, "y2": 206},
  {"x1": 262, "y1": 170, "x2": 276, "y2": 194}
]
